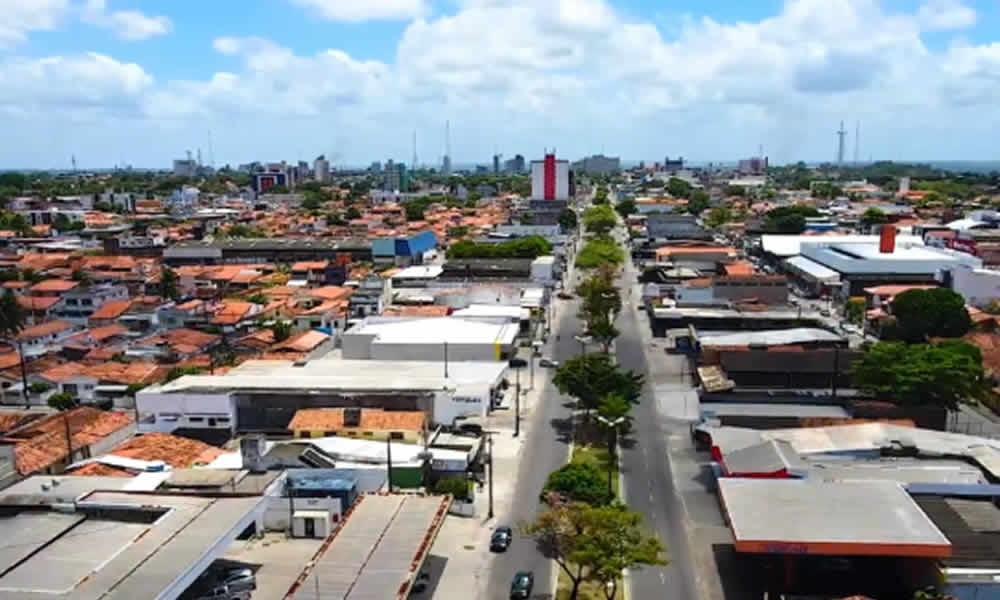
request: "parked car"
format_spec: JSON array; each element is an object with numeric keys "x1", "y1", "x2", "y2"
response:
[
  {"x1": 191, "y1": 584, "x2": 231, "y2": 600},
  {"x1": 220, "y1": 568, "x2": 255, "y2": 594},
  {"x1": 539, "y1": 358, "x2": 560, "y2": 368},
  {"x1": 410, "y1": 571, "x2": 431, "y2": 594},
  {"x1": 557, "y1": 291, "x2": 573, "y2": 300},
  {"x1": 490, "y1": 526, "x2": 513, "y2": 552},
  {"x1": 510, "y1": 571, "x2": 534, "y2": 599}
]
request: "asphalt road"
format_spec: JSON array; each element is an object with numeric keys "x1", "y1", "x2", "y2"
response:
[
  {"x1": 486, "y1": 297, "x2": 585, "y2": 599},
  {"x1": 612, "y1": 226, "x2": 700, "y2": 600}
]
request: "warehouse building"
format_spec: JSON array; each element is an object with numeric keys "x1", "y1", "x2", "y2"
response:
[
  {"x1": 136, "y1": 358, "x2": 508, "y2": 433},
  {"x1": 341, "y1": 316, "x2": 519, "y2": 361}
]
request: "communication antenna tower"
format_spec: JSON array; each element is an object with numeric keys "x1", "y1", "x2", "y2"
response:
[{"x1": 836, "y1": 121, "x2": 847, "y2": 165}]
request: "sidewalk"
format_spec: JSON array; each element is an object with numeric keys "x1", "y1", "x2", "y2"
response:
[{"x1": 430, "y1": 338, "x2": 562, "y2": 599}]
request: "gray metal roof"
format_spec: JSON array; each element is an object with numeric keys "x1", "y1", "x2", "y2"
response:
[
  {"x1": 699, "y1": 328, "x2": 843, "y2": 347},
  {"x1": 0, "y1": 513, "x2": 84, "y2": 577},
  {"x1": 719, "y1": 478, "x2": 952, "y2": 554},
  {"x1": 0, "y1": 492, "x2": 263, "y2": 600},
  {"x1": 722, "y1": 439, "x2": 807, "y2": 475},
  {"x1": 703, "y1": 403, "x2": 849, "y2": 419},
  {"x1": 293, "y1": 494, "x2": 448, "y2": 600}
]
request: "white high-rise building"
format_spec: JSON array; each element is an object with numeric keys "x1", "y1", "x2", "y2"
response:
[{"x1": 314, "y1": 156, "x2": 330, "y2": 182}]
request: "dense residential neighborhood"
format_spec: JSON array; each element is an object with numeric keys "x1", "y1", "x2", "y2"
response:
[{"x1": 2, "y1": 155, "x2": 1000, "y2": 600}]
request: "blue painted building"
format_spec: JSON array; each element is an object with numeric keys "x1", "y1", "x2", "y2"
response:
[{"x1": 373, "y1": 231, "x2": 438, "y2": 266}]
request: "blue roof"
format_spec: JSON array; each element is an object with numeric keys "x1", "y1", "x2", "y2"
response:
[{"x1": 374, "y1": 231, "x2": 438, "y2": 258}]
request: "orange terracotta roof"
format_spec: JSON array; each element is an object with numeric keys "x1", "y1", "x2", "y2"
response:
[
  {"x1": 2, "y1": 281, "x2": 30, "y2": 289},
  {"x1": 212, "y1": 301, "x2": 255, "y2": 325},
  {"x1": 0, "y1": 352, "x2": 20, "y2": 370},
  {"x1": 71, "y1": 323, "x2": 128, "y2": 344},
  {"x1": 30, "y1": 279, "x2": 79, "y2": 293},
  {"x1": 723, "y1": 261, "x2": 755, "y2": 276},
  {"x1": 274, "y1": 330, "x2": 329, "y2": 352},
  {"x1": 88, "y1": 299, "x2": 133, "y2": 321},
  {"x1": 5, "y1": 407, "x2": 134, "y2": 474},
  {"x1": 41, "y1": 361, "x2": 89, "y2": 382},
  {"x1": 230, "y1": 270, "x2": 263, "y2": 284},
  {"x1": 17, "y1": 295, "x2": 61, "y2": 311},
  {"x1": 306, "y1": 286, "x2": 353, "y2": 301},
  {"x1": 383, "y1": 305, "x2": 452, "y2": 317},
  {"x1": 140, "y1": 328, "x2": 220, "y2": 354},
  {"x1": 287, "y1": 408, "x2": 426, "y2": 432},
  {"x1": 71, "y1": 462, "x2": 133, "y2": 477},
  {"x1": 70, "y1": 432, "x2": 225, "y2": 475},
  {"x1": 17, "y1": 320, "x2": 74, "y2": 340},
  {"x1": 292, "y1": 261, "x2": 329, "y2": 271},
  {"x1": 863, "y1": 284, "x2": 937, "y2": 297},
  {"x1": 86, "y1": 361, "x2": 170, "y2": 385},
  {"x1": 0, "y1": 412, "x2": 36, "y2": 434}
]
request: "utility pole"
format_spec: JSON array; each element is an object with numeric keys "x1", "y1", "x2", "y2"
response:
[
  {"x1": 443, "y1": 341, "x2": 449, "y2": 378},
  {"x1": 514, "y1": 367, "x2": 520, "y2": 438},
  {"x1": 386, "y1": 435, "x2": 394, "y2": 492},
  {"x1": 487, "y1": 432, "x2": 494, "y2": 519},
  {"x1": 16, "y1": 340, "x2": 28, "y2": 408}
]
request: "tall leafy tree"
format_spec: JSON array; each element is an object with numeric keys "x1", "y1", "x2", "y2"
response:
[
  {"x1": 271, "y1": 320, "x2": 293, "y2": 342},
  {"x1": 579, "y1": 504, "x2": 667, "y2": 600},
  {"x1": 583, "y1": 205, "x2": 617, "y2": 235},
  {"x1": 521, "y1": 503, "x2": 665, "y2": 600},
  {"x1": 853, "y1": 341, "x2": 988, "y2": 410},
  {"x1": 553, "y1": 353, "x2": 644, "y2": 415},
  {"x1": 558, "y1": 208, "x2": 578, "y2": 231},
  {"x1": 0, "y1": 289, "x2": 25, "y2": 338},
  {"x1": 891, "y1": 288, "x2": 971, "y2": 342},
  {"x1": 160, "y1": 266, "x2": 181, "y2": 301},
  {"x1": 686, "y1": 190, "x2": 710, "y2": 215}
]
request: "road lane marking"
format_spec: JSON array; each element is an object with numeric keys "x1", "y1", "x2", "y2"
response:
[{"x1": 659, "y1": 572, "x2": 666, "y2": 585}]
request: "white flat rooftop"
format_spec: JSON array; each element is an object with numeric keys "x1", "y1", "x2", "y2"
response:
[
  {"x1": 348, "y1": 317, "x2": 519, "y2": 345},
  {"x1": 153, "y1": 358, "x2": 507, "y2": 394},
  {"x1": 719, "y1": 478, "x2": 951, "y2": 556},
  {"x1": 761, "y1": 234, "x2": 924, "y2": 257},
  {"x1": 391, "y1": 265, "x2": 443, "y2": 279},
  {"x1": 699, "y1": 328, "x2": 843, "y2": 347}
]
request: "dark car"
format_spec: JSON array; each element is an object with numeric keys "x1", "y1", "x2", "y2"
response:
[
  {"x1": 510, "y1": 571, "x2": 534, "y2": 599},
  {"x1": 490, "y1": 526, "x2": 513, "y2": 552},
  {"x1": 557, "y1": 291, "x2": 573, "y2": 300},
  {"x1": 410, "y1": 571, "x2": 431, "y2": 594}
]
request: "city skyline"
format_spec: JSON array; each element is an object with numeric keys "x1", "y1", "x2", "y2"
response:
[{"x1": 3, "y1": 0, "x2": 1000, "y2": 169}]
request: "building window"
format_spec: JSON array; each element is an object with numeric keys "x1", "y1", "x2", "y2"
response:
[
  {"x1": 363, "y1": 431, "x2": 374, "y2": 437},
  {"x1": 188, "y1": 417, "x2": 204, "y2": 423},
  {"x1": 390, "y1": 432, "x2": 404, "y2": 440},
  {"x1": 325, "y1": 431, "x2": 336, "y2": 437}
]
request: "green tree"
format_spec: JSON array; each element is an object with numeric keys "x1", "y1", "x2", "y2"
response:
[
  {"x1": 576, "y1": 271, "x2": 622, "y2": 331},
  {"x1": 301, "y1": 195, "x2": 322, "y2": 211},
  {"x1": 521, "y1": 503, "x2": 665, "y2": 600},
  {"x1": 553, "y1": 353, "x2": 644, "y2": 415},
  {"x1": 597, "y1": 393, "x2": 633, "y2": 431},
  {"x1": 447, "y1": 236, "x2": 551, "y2": 259},
  {"x1": 861, "y1": 207, "x2": 888, "y2": 227},
  {"x1": 542, "y1": 462, "x2": 612, "y2": 506},
  {"x1": 615, "y1": 198, "x2": 636, "y2": 217},
  {"x1": 583, "y1": 205, "x2": 617, "y2": 236},
  {"x1": 576, "y1": 238, "x2": 625, "y2": 269},
  {"x1": 725, "y1": 185, "x2": 745, "y2": 197},
  {"x1": 270, "y1": 320, "x2": 293, "y2": 342},
  {"x1": 345, "y1": 206, "x2": 362, "y2": 221},
  {"x1": 579, "y1": 504, "x2": 667, "y2": 600},
  {"x1": 559, "y1": 208, "x2": 578, "y2": 230},
  {"x1": 853, "y1": 341, "x2": 988, "y2": 410},
  {"x1": 0, "y1": 289, "x2": 25, "y2": 338},
  {"x1": 52, "y1": 213, "x2": 73, "y2": 232},
  {"x1": 687, "y1": 190, "x2": 710, "y2": 215},
  {"x1": 247, "y1": 293, "x2": 269, "y2": 305},
  {"x1": 705, "y1": 206, "x2": 732, "y2": 228},
  {"x1": 845, "y1": 297, "x2": 865, "y2": 325},
  {"x1": 666, "y1": 177, "x2": 692, "y2": 198},
  {"x1": 433, "y1": 475, "x2": 469, "y2": 500},
  {"x1": 160, "y1": 266, "x2": 181, "y2": 301},
  {"x1": 165, "y1": 366, "x2": 203, "y2": 383},
  {"x1": 47, "y1": 392, "x2": 77, "y2": 411},
  {"x1": 70, "y1": 269, "x2": 91, "y2": 286},
  {"x1": 447, "y1": 226, "x2": 469, "y2": 238},
  {"x1": 891, "y1": 288, "x2": 971, "y2": 343}
]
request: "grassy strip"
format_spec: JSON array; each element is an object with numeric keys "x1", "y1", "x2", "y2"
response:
[{"x1": 571, "y1": 444, "x2": 619, "y2": 499}]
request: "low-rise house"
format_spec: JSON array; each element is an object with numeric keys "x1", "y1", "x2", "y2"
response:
[
  {"x1": 348, "y1": 273, "x2": 391, "y2": 317},
  {"x1": 287, "y1": 407, "x2": 426, "y2": 442},
  {"x1": 16, "y1": 294, "x2": 62, "y2": 325},
  {"x1": 69, "y1": 431, "x2": 225, "y2": 477},
  {"x1": 130, "y1": 328, "x2": 221, "y2": 361},
  {"x1": 290, "y1": 261, "x2": 330, "y2": 285},
  {"x1": 53, "y1": 283, "x2": 129, "y2": 324},
  {"x1": 61, "y1": 323, "x2": 130, "y2": 361},
  {"x1": 16, "y1": 320, "x2": 82, "y2": 359},
  {"x1": 87, "y1": 298, "x2": 134, "y2": 327},
  {"x1": 211, "y1": 300, "x2": 261, "y2": 332},
  {"x1": 0, "y1": 406, "x2": 135, "y2": 476},
  {"x1": 119, "y1": 296, "x2": 166, "y2": 333}
]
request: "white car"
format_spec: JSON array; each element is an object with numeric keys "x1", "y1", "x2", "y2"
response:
[{"x1": 539, "y1": 358, "x2": 560, "y2": 368}]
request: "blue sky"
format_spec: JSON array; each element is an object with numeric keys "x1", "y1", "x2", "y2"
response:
[{"x1": 3, "y1": 0, "x2": 1000, "y2": 169}]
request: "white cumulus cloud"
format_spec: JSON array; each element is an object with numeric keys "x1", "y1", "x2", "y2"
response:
[
  {"x1": 0, "y1": 0, "x2": 70, "y2": 47},
  {"x1": 82, "y1": 0, "x2": 172, "y2": 41},
  {"x1": 288, "y1": 0, "x2": 427, "y2": 22}
]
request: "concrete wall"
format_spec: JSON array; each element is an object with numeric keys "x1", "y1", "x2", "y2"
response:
[
  {"x1": 135, "y1": 390, "x2": 235, "y2": 433},
  {"x1": 951, "y1": 266, "x2": 1000, "y2": 307},
  {"x1": 713, "y1": 278, "x2": 788, "y2": 304},
  {"x1": 265, "y1": 496, "x2": 341, "y2": 532},
  {"x1": 341, "y1": 332, "x2": 377, "y2": 359}
]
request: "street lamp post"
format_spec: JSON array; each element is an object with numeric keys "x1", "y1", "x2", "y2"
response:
[
  {"x1": 487, "y1": 431, "x2": 495, "y2": 519},
  {"x1": 596, "y1": 415, "x2": 625, "y2": 498},
  {"x1": 574, "y1": 335, "x2": 592, "y2": 356}
]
